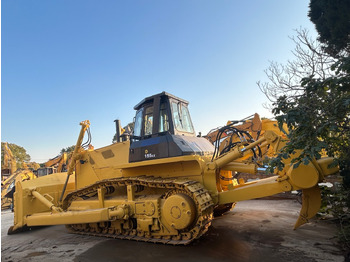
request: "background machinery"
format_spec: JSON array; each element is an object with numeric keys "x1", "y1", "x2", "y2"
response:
[
  {"x1": 36, "y1": 153, "x2": 68, "y2": 177},
  {"x1": 1, "y1": 142, "x2": 37, "y2": 210},
  {"x1": 1, "y1": 151, "x2": 67, "y2": 210},
  {"x1": 2, "y1": 142, "x2": 18, "y2": 181},
  {"x1": 22, "y1": 162, "x2": 41, "y2": 171},
  {"x1": 8, "y1": 92, "x2": 339, "y2": 245},
  {"x1": 1, "y1": 170, "x2": 36, "y2": 210}
]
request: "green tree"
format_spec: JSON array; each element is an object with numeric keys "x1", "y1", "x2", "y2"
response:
[
  {"x1": 260, "y1": 0, "x2": 350, "y2": 251},
  {"x1": 60, "y1": 145, "x2": 76, "y2": 155},
  {"x1": 267, "y1": 1, "x2": 350, "y2": 181},
  {"x1": 260, "y1": 2, "x2": 350, "y2": 185},
  {"x1": 308, "y1": 0, "x2": 350, "y2": 56},
  {"x1": 112, "y1": 122, "x2": 134, "y2": 143},
  {"x1": 1, "y1": 142, "x2": 31, "y2": 169}
]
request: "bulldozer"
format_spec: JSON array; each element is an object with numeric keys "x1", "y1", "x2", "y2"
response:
[{"x1": 8, "y1": 92, "x2": 339, "y2": 245}]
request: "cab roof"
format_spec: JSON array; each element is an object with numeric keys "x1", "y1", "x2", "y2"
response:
[{"x1": 134, "y1": 91, "x2": 189, "y2": 110}]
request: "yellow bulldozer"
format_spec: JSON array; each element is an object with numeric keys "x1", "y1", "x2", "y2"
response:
[{"x1": 8, "y1": 92, "x2": 339, "y2": 245}]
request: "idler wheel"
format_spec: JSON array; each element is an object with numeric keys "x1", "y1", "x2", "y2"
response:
[{"x1": 163, "y1": 193, "x2": 196, "y2": 230}]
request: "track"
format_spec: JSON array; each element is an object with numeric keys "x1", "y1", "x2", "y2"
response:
[{"x1": 64, "y1": 176, "x2": 214, "y2": 245}]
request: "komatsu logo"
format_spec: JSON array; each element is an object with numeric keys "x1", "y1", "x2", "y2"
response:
[{"x1": 144, "y1": 149, "x2": 156, "y2": 159}]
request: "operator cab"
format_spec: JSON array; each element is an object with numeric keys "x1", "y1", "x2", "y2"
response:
[
  {"x1": 129, "y1": 92, "x2": 214, "y2": 162},
  {"x1": 36, "y1": 167, "x2": 57, "y2": 177}
]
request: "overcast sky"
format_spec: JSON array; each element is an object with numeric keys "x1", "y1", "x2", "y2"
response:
[{"x1": 2, "y1": 1, "x2": 318, "y2": 162}]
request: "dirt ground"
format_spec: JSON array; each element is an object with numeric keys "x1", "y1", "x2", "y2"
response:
[{"x1": 1, "y1": 199, "x2": 345, "y2": 262}]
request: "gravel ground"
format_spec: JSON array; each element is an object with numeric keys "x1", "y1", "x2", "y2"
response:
[{"x1": 1, "y1": 199, "x2": 345, "y2": 262}]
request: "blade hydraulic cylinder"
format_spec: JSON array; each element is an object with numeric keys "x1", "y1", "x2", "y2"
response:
[{"x1": 59, "y1": 120, "x2": 90, "y2": 202}]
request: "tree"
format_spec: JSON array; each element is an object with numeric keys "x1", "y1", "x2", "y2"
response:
[
  {"x1": 258, "y1": 28, "x2": 335, "y2": 108},
  {"x1": 60, "y1": 145, "x2": 76, "y2": 155},
  {"x1": 260, "y1": 1, "x2": 350, "y2": 251},
  {"x1": 1, "y1": 142, "x2": 31, "y2": 169},
  {"x1": 112, "y1": 122, "x2": 134, "y2": 143},
  {"x1": 265, "y1": 2, "x2": 350, "y2": 177},
  {"x1": 308, "y1": 0, "x2": 350, "y2": 56},
  {"x1": 258, "y1": 28, "x2": 349, "y2": 168},
  {"x1": 259, "y1": 4, "x2": 350, "y2": 178},
  {"x1": 272, "y1": 61, "x2": 350, "y2": 171}
]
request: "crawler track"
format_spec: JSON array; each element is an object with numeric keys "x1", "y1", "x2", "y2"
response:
[{"x1": 64, "y1": 176, "x2": 214, "y2": 245}]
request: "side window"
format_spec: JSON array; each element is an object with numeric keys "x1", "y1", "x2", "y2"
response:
[
  {"x1": 171, "y1": 102, "x2": 194, "y2": 133},
  {"x1": 180, "y1": 105, "x2": 194, "y2": 133},
  {"x1": 133, "y1": 108, "x2": 143, "y2": 137},
  {"x1": 159, "y1": 102, "x2": 169, "y2": 132},
  {"x1": 144, "y1": 106, "x2": 153, "y2": 135},
  {"x1": 171, "y1": 102, "x2": 181, "y2": 130}
]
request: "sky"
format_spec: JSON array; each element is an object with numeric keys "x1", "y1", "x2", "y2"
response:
[{"x1": 2, "y1": 1, "x2": 318, "y2": 163}]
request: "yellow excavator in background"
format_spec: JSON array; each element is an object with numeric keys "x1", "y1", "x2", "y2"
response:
[
  {"x1": 1, "y1": 169, "x2": 37, "y2": 211},
  {"x1": 2, "y1": 143, "x2": 18, "y2": 181},
  {"x1": 1, "y1": 143, "x2": 38, "y2": 210},
  {"x1": 8, "y1": 92, "x2": 339, "y2": 245},
  {"x1": 36, "y1": 153, "x2": 68, "y2": 177},
  {"x1": 1, "y1": 146, "x2": 67, "y2": 210},
  {"x1": 22, "y1": 162, "x2": 41, "y2": 171}
]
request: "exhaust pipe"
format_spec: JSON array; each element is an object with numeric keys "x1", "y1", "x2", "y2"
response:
[{"x1": 114, "y1": 119, "x2": 122, "y2": 143}]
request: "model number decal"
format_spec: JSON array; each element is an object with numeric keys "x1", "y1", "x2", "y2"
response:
[{"x1": 144, "y1": 149, "x2": 156, "y2": 159}]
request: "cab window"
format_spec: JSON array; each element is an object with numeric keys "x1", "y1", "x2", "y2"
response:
[
  {"x1": 171, "y1": 102, "x2": 194, "y2": 133},
  {"x1": 144, "y1": 106, "x2": 153, "y2": 135},
  {"x1": 133, "y1": 108, "x2": 143, "y2": 137},
  {"x1": 159, "y1": 102, "x2": 169, "y2": 133}
]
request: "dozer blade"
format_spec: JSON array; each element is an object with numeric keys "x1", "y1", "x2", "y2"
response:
[{"x1": 294, "y1": 186, "x2": 321, "y2": 229}]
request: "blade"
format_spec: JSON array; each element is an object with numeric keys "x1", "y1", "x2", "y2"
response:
[{"x1": 294, "y1": 186, "x2": 321, "y2": 229}]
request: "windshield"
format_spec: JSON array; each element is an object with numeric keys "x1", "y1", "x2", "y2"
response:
[
  {"x1": 159, "y1": 102, "x2": 169, "y2": 133},
  {"x1": 144, "y1": 106, "x2": 153, "y2": 135}
]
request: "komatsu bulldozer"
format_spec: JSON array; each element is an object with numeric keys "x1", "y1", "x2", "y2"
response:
[{"x1": 8, "y1": 92, "x2": 339, "y2": 245}]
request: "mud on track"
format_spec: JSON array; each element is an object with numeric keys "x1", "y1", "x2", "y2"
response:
[{"x1": 1, "y1": 200, "x2": 345, "y2": 262}]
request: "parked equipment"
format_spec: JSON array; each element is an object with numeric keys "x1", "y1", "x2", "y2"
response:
[
  {"x1": 1, "y1": 170, "x2": 36, "y2": 210},
  {"x1": 35, "y1": 153, "x2": 68, "y2": 178},
  {"x1": 8, "y1": 92, "x2": 339, "y2": 245},
  {"x1": 2, "y1": 143, "x2": 17, "y2": 180}
]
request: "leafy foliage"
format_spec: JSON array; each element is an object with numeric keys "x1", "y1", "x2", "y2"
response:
[
  {"x1": 60, "y1": 145, "x2": 75, "y2": 155},
  {"x1": 261, "y1": 0, "x2": 350, "y2": 251},
  {"x1": 319, "y1": 185, "x2": 350, "y2": 250},
  {"x1": 272, "y1": 57, "x2": 350, "y2": 170},
  {"x1": 309, "y1": 0, "x2": 350, "y2": 56},
  {"x1": 112, "y1": 122, "x2": 134, "y2": 143}
]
